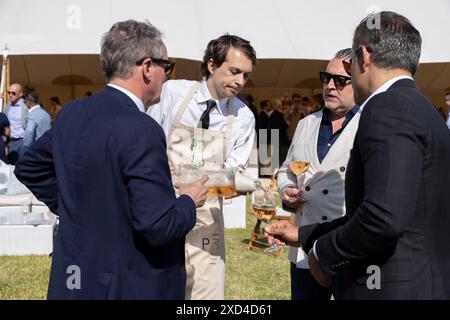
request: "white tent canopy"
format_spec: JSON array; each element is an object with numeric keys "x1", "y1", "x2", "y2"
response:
[
  {"x1": 1, "y1": 0, "x2": 449, "y2": 62},
  {"x1": 0, "y1": 0, "x2": 449, "y2": 106}
]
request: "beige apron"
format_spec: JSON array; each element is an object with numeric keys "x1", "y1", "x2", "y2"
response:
[{"x1": 166, "y1": 82, "x2": 233, "y2": 300}]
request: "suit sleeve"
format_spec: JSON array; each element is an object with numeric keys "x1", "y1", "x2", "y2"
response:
[
  {"x1": 315, "y1": 93, "x2": 425, "y2": 276},
  {"x1": 14, "y1": 129, "x2": 59, "y2": 212},
  {"x1": 299, "y1": 216, "x2": 348, "y2": 253},
  {"x1": 23, "y1": 117, "x2": 37, "y2": 147},
  {"x1": 120, "y1": 124, "x2": 196, "y2": 247}
]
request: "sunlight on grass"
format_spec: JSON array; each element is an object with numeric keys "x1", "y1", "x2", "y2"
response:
[{"x1": 0, "y1": 196, "x2": 291, "y2": 299}]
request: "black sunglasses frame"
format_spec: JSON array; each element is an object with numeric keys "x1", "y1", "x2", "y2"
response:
[
  {"x1": 343, "y1": 46, "x2": 373, "y2": 75},
  {"x1": 136, "y1": 56, "x2": 175, "y2": 76},
  {"x1": 319, "y1": 71, "x2": 351, "y2": 89}
]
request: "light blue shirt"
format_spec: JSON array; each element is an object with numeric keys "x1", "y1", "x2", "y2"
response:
[
  {"x1": 23, "y1": 105, "x2": 51, "y2": 147},
  {"x1": 7, "y1": 98, "x2": 27, "y2": 139}
]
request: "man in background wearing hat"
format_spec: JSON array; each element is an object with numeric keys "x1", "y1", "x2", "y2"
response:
[{"x1": 23, "y1": 90, "x2": 51, "y2": 150}]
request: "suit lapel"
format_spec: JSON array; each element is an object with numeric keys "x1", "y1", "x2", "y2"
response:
[
  {"x1": 306, "y1": 112, "x2": 323, "y2": 172},
  {"x1": 319, "y1": 113, "x2": 360, "y2": 172}
]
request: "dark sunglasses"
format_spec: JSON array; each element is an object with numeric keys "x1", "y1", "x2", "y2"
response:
[
  {"x1": 136, "y1": 57, "x2": 175, "y2": 76},
  {"x1": 7, "y1": 91, "x2": 17, "y2": 96},
  {"x1": 342, "y1": 60, "x2": 352, "y2": 76},
  {"x1": 343, "y1": 46, "x2": 372, "y2": 75},
  {"x1": 319, "y1": 71, "x2": 351, "y2": 88}
]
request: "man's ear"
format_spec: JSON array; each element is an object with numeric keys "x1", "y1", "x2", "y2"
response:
[
  {"x1": 207, "y1": 58, "x2": 216, "y2": 75},
  {"x1": 142, "y1": 59, "x2": 152, "y2": 82},
  {"x1": 358, "y1": 46, "x2": 372, "y2": 73}
]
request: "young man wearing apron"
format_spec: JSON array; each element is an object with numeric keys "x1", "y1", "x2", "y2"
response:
[{"x1": 148, "y1": 35, "x2": 257, "y2": 299}]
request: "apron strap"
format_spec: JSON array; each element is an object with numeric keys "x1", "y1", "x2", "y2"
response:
[
  {"x1": 171, "y1": 80, "x2": 234, "y2": 166},
  {"x1": 225, "y1": 98, "x2": 233, "y2": 159},
  {"x1": 175, "y1": 81, "x2": 200, "y2": 121}
]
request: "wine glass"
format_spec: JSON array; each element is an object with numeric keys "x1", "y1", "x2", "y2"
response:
[
  {"x1": 173, "y1": 164, "x2": 203, "y2": 185},
  {"x1": 251, "y1": 187, "x2": 276, "y2": 222},
  {"x1": 289, "y1": 161, "x2": 310, "y2": 201},
  {"x1": 250, "y1": 184, "x2": 284, "y2": 256}
]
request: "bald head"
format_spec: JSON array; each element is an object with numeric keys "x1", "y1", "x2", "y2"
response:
[{"x1": 8, "y1": 83, "x2": 23, "y2": 104}]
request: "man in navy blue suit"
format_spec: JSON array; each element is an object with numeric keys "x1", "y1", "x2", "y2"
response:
[{"x1": 14, "y1": 20, "x2": 209, "y2": 299}]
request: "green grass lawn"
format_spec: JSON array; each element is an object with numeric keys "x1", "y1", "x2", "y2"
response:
[
  {"x1": 0, "y1": 196, "x2": 291, "y2": 300},
  {"x1": 0, "y1": 255, "x2": 51, "y2": 300},
  {"x1": 225, "y1": 213, "x2": 290, "y2": 300}
]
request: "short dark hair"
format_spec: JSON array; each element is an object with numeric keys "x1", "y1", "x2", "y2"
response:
[
  {"x1": 302, "y1": 97, "x2": 310, "y2": 103},
  {"x1": 292, "y1": 93, "x2": 301, "y2": 100},
  {"x1": 50, "y1": 96, "x2": 60, "y2": 104},
  {"x1": 245, "y1": 94, "x2": 254, "y2": 104},
  {"x1": 200, "y1": 34, "x2": 257, "y2": 78},
  {"x1": 260, "y1": 99, "x2": 271, "y2": 110},
  {"x1": 25, "y1": 90, "x2": 39, "y2": 104},
  {"x1": 352, "y1": 11, "x2": 421, "y2": 75}
]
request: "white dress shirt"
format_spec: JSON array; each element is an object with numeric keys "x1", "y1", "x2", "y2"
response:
[
  {"x1": 107, "y1": 84, "x2": 145, "y2": 112},
  {"x1": 147, "y1": 79, "x2": 255, "y2": 168}
]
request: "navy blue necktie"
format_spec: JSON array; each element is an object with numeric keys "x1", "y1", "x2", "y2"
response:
[{"x1": 198, "y1": 100, "x2": 216, "y2": 129}]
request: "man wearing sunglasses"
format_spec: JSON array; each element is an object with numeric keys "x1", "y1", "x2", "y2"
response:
[
  {"x1": 3, "y1": 83, "x2": 28, "y2": 164},
  {"x1": 273, "y1": 48, "x2": 358, "y2": 300},
  {"x1": 148, "y1": 34, "x2": 256, "y2": 300},
  {"x1": 14, "y1": 20, "x2": 209, "y2": 300},
  {"x1": 266, "y1": 12, "x2": 450, "y2": 300}
]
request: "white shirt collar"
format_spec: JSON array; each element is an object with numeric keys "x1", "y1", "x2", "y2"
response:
[
  {"x1": 29, "y1": 105, "x2": 40, "y2": 113},
  {"x1": 359, "y1": 75, "x2": 414, "y2": 113},
  {"x1": 197, "y1": 80, "x2": 229, "y2": 115},
  {"x1": 107, "y1": 84, "x2": 145, "y2": 113}
]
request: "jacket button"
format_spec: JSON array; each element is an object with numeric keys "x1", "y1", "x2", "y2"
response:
[
  {"x1": 323, "y1": 189, "x2": 328, "y2": 195},
  {"x1": 305, "y1": 186, "x2": 310, "y2": 192},
  {"x1": 322, "y1": 216, "x2": 328, "y2": 221},
  {"x1": 340, "y1": 166, "x2": 345, "y2": 172}
]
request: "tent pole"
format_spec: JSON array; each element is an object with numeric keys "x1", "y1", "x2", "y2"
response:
[
  {"x1": 6, "y1": 52, "x2": 10, "y2": 105},
  {"x1": 0, "y1": 44, "x2": 9, "y2": 113}
]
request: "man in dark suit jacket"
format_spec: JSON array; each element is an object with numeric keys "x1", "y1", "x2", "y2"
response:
[
  {"x1": 14, "y1": 20, "x2": 208, "y2": 300},
  {"x1": 264, "y1": 11, "x2": 450, "y2": 299}
]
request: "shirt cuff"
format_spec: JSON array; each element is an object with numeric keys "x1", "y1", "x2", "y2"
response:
[{"x1": 312, "y1": 240, "x2": 319, "y2": 261}]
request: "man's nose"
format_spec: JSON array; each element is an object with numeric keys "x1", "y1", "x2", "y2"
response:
[
  {"x1": 325, "y1": 78, "x2": 336, "y2": 90},
  {"x1": 235, "y1": 74, "x2": 245, "y2": 88}
]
